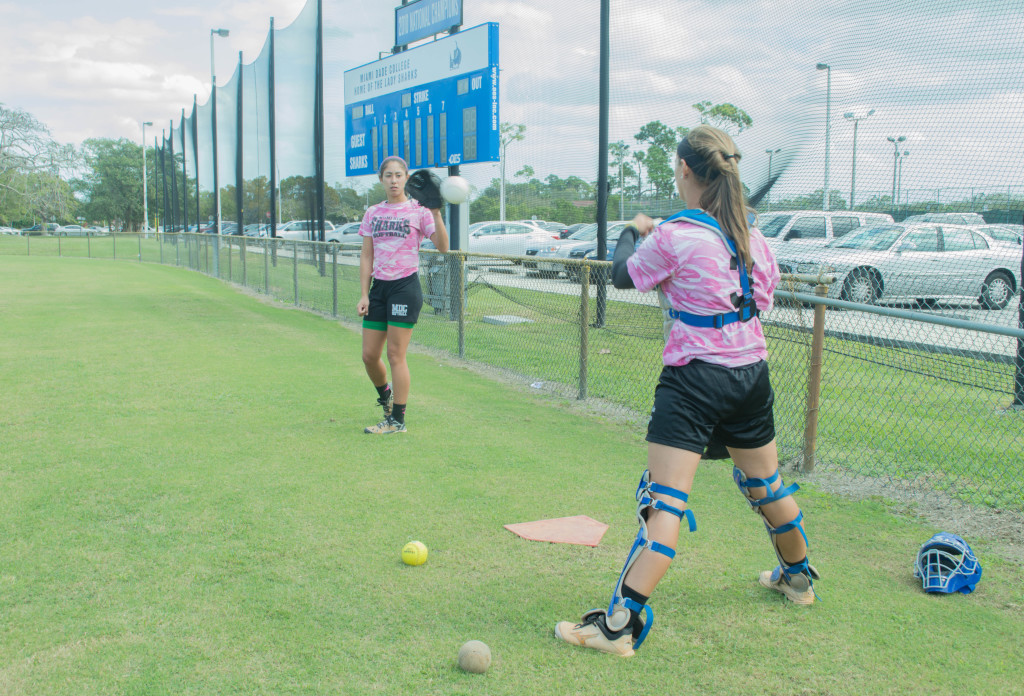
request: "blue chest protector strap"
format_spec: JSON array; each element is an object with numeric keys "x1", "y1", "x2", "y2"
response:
[{"x1": 661, "y1": 210, "x2": 759, "y2": 329}]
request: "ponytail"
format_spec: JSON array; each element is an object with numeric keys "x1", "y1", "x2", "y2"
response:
[{"x1": 679, "y1": 126, "x2": 752, "y2": 267}]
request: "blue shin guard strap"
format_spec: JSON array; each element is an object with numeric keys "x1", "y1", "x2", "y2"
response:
[
  {"x1": 639, "y1": 496, "x2": 697, "y2": 533},
  {"x1": 768, "y1": 510, "x2": 809, "y2": 548},
  {"x1": 628, "y1": 602, "x2": 654, "y2": 650},
  {"x1": 734, "y1": 468, "x2": 800, "y2": 508},
  {"x1": 639, "y1": 479, "x2": 697, "y2": 533}
]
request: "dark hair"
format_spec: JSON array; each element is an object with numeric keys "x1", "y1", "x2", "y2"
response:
[
  {"x1": 378, "y1": 156, "x2": 408, "y2": 178},
  {"x1": 678, "y1": 125, "x2": 751, "y2": 266}
]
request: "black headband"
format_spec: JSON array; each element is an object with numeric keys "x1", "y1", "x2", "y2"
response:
[
  {"x1": 677, "y1": 138, "x2": 739, "y2": 179},
  {"x1": 677, "y1": 138, "x2": 714, "y2": 180}
]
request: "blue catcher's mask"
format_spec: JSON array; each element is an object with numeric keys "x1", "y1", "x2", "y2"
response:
[{"x1": 913, "y1": 532, "x2": 982, "y2": 594}]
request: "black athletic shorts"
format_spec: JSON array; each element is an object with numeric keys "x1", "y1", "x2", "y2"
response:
[
  {"x1": 646, "y1": 359, "x2": 775, "y2": 454},
  {"x1": 363, "y1": 272, "x2": 423, "y2": 330}
]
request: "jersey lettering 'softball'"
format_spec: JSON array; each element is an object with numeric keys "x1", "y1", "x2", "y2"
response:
[{"x1": 359, "y1": 199, "x2": 435, "y2": 281}]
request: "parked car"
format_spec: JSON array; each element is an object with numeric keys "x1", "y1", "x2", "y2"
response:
[
  {"x1": 464, "y1": 220, "x2": 562, "y2": 258},
  {"x1": 219, "y1": 221, "x2": 239, "y2": 236},
  {"x1": 903, "y1": 212, "x2": 986, "y2": 225},
  {"x1": 564, "y1": 223, "x2": 590, "y2": 238},
  {"x1": 56, "y1": 224, "x2": 89, "y2": 236},
  {"x1": 326, "y1": 221, "x2": 363, "y2": 246},
  {"x1": 529, "y1": 222, "x2": 632, "y2": 281},
  {"x1": 242, "y1": 223, "x2": 270, "y2": 238},
  {"x1": 276, "y1": 219, "x2": 337, "y2": 241},
  {"x1": 760, "y1": 211, "x2": 894, "y2": 251},
  {"x1": 776, "y1": 223, "x2": 1021, "y2": 309},
  {"x1": 530, "y1": 220, "x2": 570, "y2": 239},
  {"x1": 21, "y1": 223, "x2": 58, "y2": 235},
  {"x1": 973, "y1": 224, "x2": 1022, "y2": 248},
  {"x1": 1, "y1": 226, "x2": 22, "y2": 235}
]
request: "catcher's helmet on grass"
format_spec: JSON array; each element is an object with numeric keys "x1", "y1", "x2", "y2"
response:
[{"x1": 913, "y1": 532, "x2": 981, "y2": 594}]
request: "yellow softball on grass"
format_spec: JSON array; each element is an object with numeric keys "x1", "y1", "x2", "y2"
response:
[{"x1": 402, "y1": 540, "x2": 428, "y2": 566}]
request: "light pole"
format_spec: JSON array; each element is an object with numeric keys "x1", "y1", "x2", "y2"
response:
[
  {"x1": 887, "y1": 135, "x2": 906, "y2": 213},
  {"x1": 897, "y1": 149, "x2": 910, "y2": 212},
  {"x1": 619, "y1": 159, "x2": 624, "y2": 220},
  {"x1": 816, "y1": 63, "x2": 831, "y2": 211},
  {"x1": 141, "y1": 120, "x2": 153, "y2": 234},
  {"x1": 843, "y1": 109, "x2": 874, "y2": 210},
  {"x1": 765, "y1": 148, "x2": 781, "y2": 212},
  {"x1": 211, "y1": 28, "x2": 229, "y2": 237}
]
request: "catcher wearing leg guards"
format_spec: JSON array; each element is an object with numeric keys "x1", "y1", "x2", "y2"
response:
[{"x1": 555, "y1": 126, "x2": 818, "y2": 658}]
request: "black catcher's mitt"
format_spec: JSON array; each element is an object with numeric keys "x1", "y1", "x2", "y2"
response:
[{"x1": 406, "y1": 170, "x2": 444, "y2": 210}]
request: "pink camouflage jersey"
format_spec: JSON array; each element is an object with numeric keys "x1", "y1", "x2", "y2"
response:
[
  {"x1": 359, "y1": 200, "x2": 436, "y2": 281},
  {"x1": 626, "y1": 214, "x2": 780, "y2": 368}
]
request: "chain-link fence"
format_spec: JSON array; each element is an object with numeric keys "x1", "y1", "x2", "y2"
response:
[{"x1": 4, "y1": 233, "x2": 1021, "y2": 519}]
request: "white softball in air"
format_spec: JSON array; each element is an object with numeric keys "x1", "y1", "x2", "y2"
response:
[{"x1": 441, "y1": 176, "x2": 472, "y2": 205}]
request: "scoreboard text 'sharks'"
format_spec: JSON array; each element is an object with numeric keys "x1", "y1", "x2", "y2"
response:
[{"x1": 343, "y1": 22, "x2": 499, "y2": 177}]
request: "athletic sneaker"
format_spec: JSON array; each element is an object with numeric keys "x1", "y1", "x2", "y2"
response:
[
  {"x1": 364, "y1": 415, "x2": 406, "y2": 435},
  {"x1": 759, "y1": 565, "x2": 816, "y2": 605},
  {"x1": 554, "y1": 610, "x2": 635, "y2": 657},
  {"x1": 376, "y1": 386, "x2": 393, "y2": 417}
]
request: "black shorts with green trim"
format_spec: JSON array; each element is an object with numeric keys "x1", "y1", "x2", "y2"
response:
[
  {"x1": 646, "y1": 359, "x2": 775, "y2": 455},
  {"x1": 363, "y1": 272, "x2": 423, "y2": 330}
]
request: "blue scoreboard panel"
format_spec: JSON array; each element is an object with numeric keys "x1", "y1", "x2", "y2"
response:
[{"x1": 344, "y1": 22, "x2": 499, "y2": 177}]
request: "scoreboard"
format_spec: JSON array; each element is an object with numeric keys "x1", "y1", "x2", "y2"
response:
[{"x1": 343, "y1": 22, "x2": 499, "y2": 177}]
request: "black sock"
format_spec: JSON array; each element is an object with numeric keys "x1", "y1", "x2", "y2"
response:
[
  {"x1": 621, "y1": 584, "x2": 650, "y2": 639},
  {"x1": 392, "y1": 403, "x2": 406, "y2": 424},
  {"x1": 375, "y1": 383, "x2": 391, "y2": 400}
]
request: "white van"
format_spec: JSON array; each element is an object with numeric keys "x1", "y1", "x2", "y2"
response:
[{"x1": 759, "y1": 211, "x2": 894, "y2": 250}]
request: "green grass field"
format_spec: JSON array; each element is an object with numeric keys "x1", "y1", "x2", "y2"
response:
[{"x1": 2, "y1": 255, "x2": 1023, "y2": 695}]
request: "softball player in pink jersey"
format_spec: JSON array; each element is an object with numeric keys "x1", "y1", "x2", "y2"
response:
[
  {"x1": 357, "y1": 156, "x2": 448, "y2": 434},
  {"x1": 556, "y1": 126, "x2": 819, "y2": 657}
]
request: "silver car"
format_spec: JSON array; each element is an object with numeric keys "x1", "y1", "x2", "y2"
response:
[
  {"x1": 776, "y1": 223, "x2": 1021, "y2": 309},
  {"x1": 465, "y1": 220, "x2": 561, "y2": 258},
  {"x1": 528, "y1": 222, "x2": 631, "y2": 279}
]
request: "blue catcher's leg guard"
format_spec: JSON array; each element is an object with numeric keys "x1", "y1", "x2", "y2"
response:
[
  {"x1": 733, "y1": 467, "x2": 820, "y2": 601},
  {"x1": 604, "y1": 469, "x2": 697, "y2": 649}
]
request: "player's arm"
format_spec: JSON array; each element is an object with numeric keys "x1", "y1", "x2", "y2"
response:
[
  {"x1": 429, "y1": 209, "x2": 449, "y2": 252},
  {"x1": 357, "y1": 236, "x2": 374, "y2": 316},
  {"x1": 611, "y1": 226, "x2": 638, "y2": 289}
]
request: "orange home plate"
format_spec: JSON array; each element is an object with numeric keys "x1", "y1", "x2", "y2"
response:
[{"x1": 503, "y1": 515, "x2": 609, "y2": 547}]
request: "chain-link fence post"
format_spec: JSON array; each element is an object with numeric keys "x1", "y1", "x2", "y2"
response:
[
  {"x1": 801, "y1": 283, "x2": 828, "y2": 472},
  {"x1": 159, "y1": 233, "x2": 163, "y2": 265},
  {"x1": 87, "y1": 234, "x2": 90, "y2": 258},
  {"x1": 242, "y1": 237, "x2": 248, "y2": 288},
  {"x1": 227, "y1": 237, "x2": 232, "y2": 280},
  {"x1": 138, "y1": 234, "x2": 142, "y2": 262},
  {"x1": 57, "y1": 234, "x2": 61, "y2": 257},
  {"x1": 113, "y1": 233, "x2": 117, "y2": 260},
  {"x1": 457, "y1": 253, "x2": 466, "y2": 359},
  {"x1": 579, "y1": 263, "x2": 590, "y2": 400},
  {"x1": 264, "y1": 239, "x2": 270, "y2": 294},
  {"x1": 293, "y1": 241, "x2": 299, "y2": 306},
  {"x1": 26, "y1": 234, "x2": 30, "y2": 256},
  {"x1": 332, "y1": 245, "x2": 338, "y2": 317}
]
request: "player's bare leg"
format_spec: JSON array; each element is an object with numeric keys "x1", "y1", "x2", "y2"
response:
[
  {"x1": 385, "y1": 324, "x2": 414, "y2": 407},
  {"x1": 361, "y1": 328, "x2": 388, "y2": 386}
]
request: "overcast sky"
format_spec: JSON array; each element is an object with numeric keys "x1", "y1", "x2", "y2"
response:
[{"x1": 3, "y1": 0, "x2": 1023, "y2": 204}]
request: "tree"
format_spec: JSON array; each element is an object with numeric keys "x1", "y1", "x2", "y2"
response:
[
  {"x1": 0, "y1": 104, "x2": 78, "y2": 226},
  {"x1": 499, "y1": 122, "x2": 526, "y2": 220},
  {"x1": 634, "y1": 121, "x2": 686, "y2": 198},
  {"x1": 79, "y1": 138, "x2": 146, "y2": 229},
  {"x1": 692, "y1": 101, "x2": 753, "y2": 135}
]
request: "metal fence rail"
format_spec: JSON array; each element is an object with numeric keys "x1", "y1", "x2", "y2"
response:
[{"x1": 2, "y1": 232, "x2": 1022, "y2": 516}]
